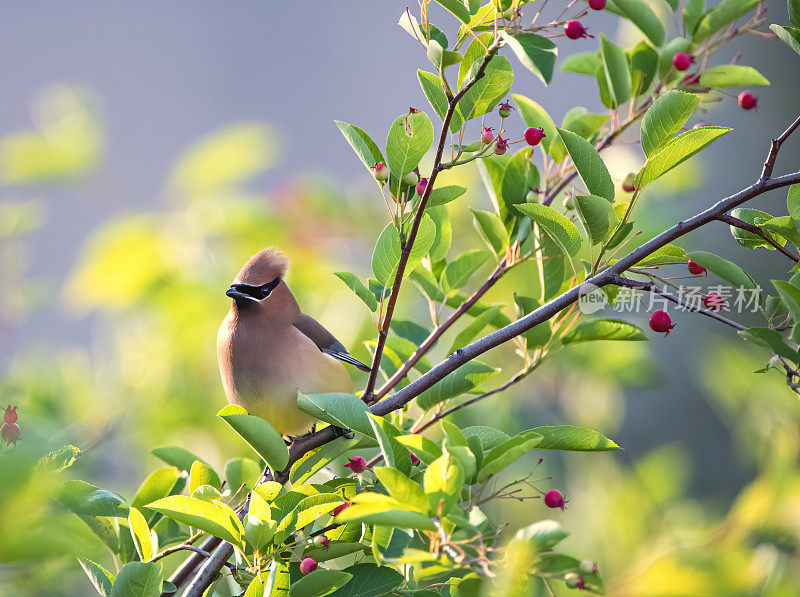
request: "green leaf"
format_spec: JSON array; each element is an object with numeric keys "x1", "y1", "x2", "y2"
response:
[
  {"x1": 599, "y1": 35, "x2": 632, "y2": 108},
  {"x1": 334, "y1": 272, "x2": 378, "y2": 312},
  {"x1": 788, "y1": 185, "x2": 800, "y2": 220},
  {"x1": 367, "y1": 413, "x2": 413, "y2": 475},
  {"x1": 771, "y1": 24, "x2": 800, "y2": 56},
  {"x1": 59, "y1": 480, "x2": 129, "y2": 518},
  {"x1": 417, "y1": 70, "x2": 462, "y2": 134},
  {"x1": 635, "y1": 243, "x2": 687, "y2": 266},
  {"x1": 371, "y1": 213, "x2": 436, "y2": 286},
  {"x1": 514, "y1": 203, "x2": 583, "y2": 255},
  {"x1": 499, "y1": 32, "x2": 557, "y2": 85},
  {"x1": 640, "y1": 91, "x2": 700, "y2": 157},
  {"x1": 225, "y1": 458, "x2": 261, "y2": 496},
  {"x1": 738, "y1": 327, "x2": 798, "y2": 361},
  {"x1": 386, "y1": 111, "x2": 434, "y2": 185},
  {"x1": 791, "y1": 0, "x2": 800, "y2": 27},
  {"x1": 417, "y1": 361, "x2": 500, "y2": 410},
  {"x1": 472, "y1": 209, "x2": 509, "y2": 254},
  {"x1": 561, "y1": 108, "x2": 609, "y2": 140},
  {"x1": 374, "y1": 467, "x2": 430, "y2": 513},
  {"x1": 514, "y1": 519, "x2": 569, "y2": 551},
  {"x1": 434, "y1": 0, "x2": 471, "y2": 23},
  {"x1": 297, "y1": 392, "x2": 373, "y2": 437},
  {"x1": 147, "y1": 495, "x2": 245, "y2": 548},
  {"x1": 556, "y1": 128, "x2": 615, "y2": 201},
  {"x1": 477, "y1": 430, "x2": 543, "y2": 483},
  {"x1": 637, "y1": 127, "x2": 731, "y2": 189},
  {"x1": 512, "y1": 94, "x2": 564, "y2": 160},
  {"x1": 693, "y1": 0, "x2": 762, "y2": 42},
  {"x1": 529, "y1": 425, "x2": 621, "y2": 451},
  {"x1": 151, "y1": 446, "x2": 209, "y2": 473},
  {"x1": 561, "y1": 51, "x2": 601, "y2": 75},
  {"x1": 684, "y1": 0, "x2": 705, "y2": 33},
  {"x1": 217, "y1": 405, "x2": 290, "y2": 473},
  {"x1": 294, "y1": 494, "x2": 347, "y2": 529},
  {"x1": 574, "y1": 194, "x2": 617, "y2": 244},
  {"x1": 424, "y1": 452, "x2": 465, "y2": 515},
  {"x1": 427, "y1": 205, "x2": 452, "y2": 263},
  {"x1": 458, "y1": 56, "x2": 514, "y2": 121},
  {"x1": 729, "y1": 207, "x2": 783, "y2": 250},
  {"x1": 334, "y1": 121, "x2": 384, "y2": 172},
  {"x1": 291, "y1": 438, "x2": 356, "y2": 485},
  {"x1": 289, "y1": 569, "x2": 353, "y2": 597},
  {"x1": 110, "y1": 562, "x2": 162, "y2": 597},
  {"x1": 189, "y1": 461, "x2": 220, "y2": 494},
  {"x1": 79, "y1": 559, "x2": 115, "y2": 597},
  {"x1": 327, "y1": 564, "x2": 404, "y2": 597},
  {"x1": 132, "y1": 467, "x2": 182, "y2": 523},
  {"x1": 396, "y1": 434, "x2": 443, "y2": 464},
  {"x1": 462, "y1": 426, "x2": 511, "y2": 450},
  {"x1": 449, "y1": 307, "x2": 502, "y2": 354},
  {"x1": 499, "y1": 147, "x2": 535, "y2": 226},
  {"x1": 514, "y1": 295, "x2": 552, "y2": 348},
  {"x1": 699, "y1": 65, "x2": 770, "y2": 87},
  {"x1": 38, "y1": 444, "x2": 82, "y2": 473},
  {"x1": 337, "y1": 495, "x2": 436, "y2": 530},
  {"x1": 761, "y1": 216, "x2": 800, "y2": 247},
  {"x1": 427, "y1": 184, "x2": 467, "y2": 207},
  {"x1": 613, "y1": 0, "x2": 665, "y2": 45},
  {"x1": 443, "y1": 249, "x2": 491, "y2": 291},
  {"x1": 773, "y1": 280, "x2": 800, "y2": 323},
  {"x1": 685, "y1": 250, "x2": 757, "y2": 289},
  {"x1": 563, "y1": 318, "x2": 649, "y2": 343},
  {"x1": 127, "y1": 507, "x2": 153, "y2": 561},
  {"x1": 658, "y1": 37, "x2": 691, "y2": 76},
  {"x1": 630, "y1": 41, "x2": 660, "y2": 95},
  {"x1": 458, "y1": 33, "x2": 494, "y2": 87}
]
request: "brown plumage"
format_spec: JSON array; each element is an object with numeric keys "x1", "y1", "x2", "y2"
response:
[{"x1": 216, "y1": 248, "x2": 369, "y2": 435}]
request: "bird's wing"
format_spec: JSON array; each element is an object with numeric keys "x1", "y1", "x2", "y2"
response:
[{"x1": 293, "y1": 314, "x2": 371, "y2": 372}]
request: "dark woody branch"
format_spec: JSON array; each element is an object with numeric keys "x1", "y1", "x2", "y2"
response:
[{"x1": 717, "y1": 213, "x2": 799, "y2": 263}]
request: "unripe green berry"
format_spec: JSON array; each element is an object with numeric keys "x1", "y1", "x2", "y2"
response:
[
  {"x1": 563, "y1": 196, "x2": 574, "y2": 211},
  {"x1": 402, "y1": 171, "x2": 419, "y2": 187},
  {"x1": 526, "y1": 188, "x2": 540, "y2": 202}
]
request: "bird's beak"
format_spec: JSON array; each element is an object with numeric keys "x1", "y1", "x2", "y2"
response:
[{"x1": 226, "y1": 284, "x2": 261, "y2": 303}]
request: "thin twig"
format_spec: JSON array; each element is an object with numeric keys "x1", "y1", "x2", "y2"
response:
[{"x1": 718, "y1": 213, "x2": 800, "y2": 263}]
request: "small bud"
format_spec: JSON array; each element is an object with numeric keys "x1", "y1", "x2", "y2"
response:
[
  {"x1": 579, "y1": 560, "x2": 598, "y2": 575},
  {"x1": 494, "y1": 136, "x2": 509, "y2": 155},
  {"x1": 526, "y1": 187, "x2": 541, "y2": 202},
  {"x1": 562, "y1": 196, "x2": 574, "y2": 211},
  {"x1": 498, "y1": 100, "x2": 513, "y2": 118},
  {"x1": 481, "y1": 126, "x2": 495, "y2": 145},
  {"x1": 649, "y1": 310, "x2": 675, "y2": 336},
  {"x1": 331, "y1": 502, "x2": 350, "y2": 517},
  {"x1": 621, "y1": 172, "x2": 636, "y2": 193},
  {"x1": 703, "y1": 291, "x2": 726, "y2": 311},
  {"x1": 344, "y1": 456, "x2": 367, "y2": 473},
  {"x1": 402, "y1": 170, "x2": 419, "y2": 187},
  {"x1": 313, "y1": 534, "x2": 330, "y2": 550},
  {"x1": 588, "y1": 0, "x2": 606, "y2": 9},
  {"x1": 738, "y1": 91, "x2": 758, "y2": 110},
  {"x1": 1, "y1": 422, "x2": 20, "y2": 446},
  {"x1": 564, "y1": 572, "x2": 587, "y2": 590},
  {"x1": 672, "y1": 52, "x2": 694, "y2": 71},
  {"x1": 544, "y1": 489, "x2": 567, "y2": 510},
  {"x1": 370, "y1": 162, "x2": 389, "y2": 183},
  {"x1": 687, "y1": 261, "x2": 706, "y2": 276},
  {"x1": 415, "y1": 177, "x2": 428, "y2": 197},
  {"x1": 4, "y1": 405, "x2": 18, "y2": 425},
  {"x1": 524, "y1": 127, "x2": 546, "y2": 146},
  {"x1": 564, "y1": 20, "x2": 591, "y2": 40},
  {"x1": 502, "y1": 7, "x2": 517, "y2": 20},
  {"x1": 410, "y1": 452, "x2": 420, "y2": 466},
  {"x1": 299, "y1": 557, "x2": 318, "y2": 575}
]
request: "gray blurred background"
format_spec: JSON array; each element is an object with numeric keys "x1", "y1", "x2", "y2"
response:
[{"x1": 2, "y1": 0, "x2": 797, "y2": 497}]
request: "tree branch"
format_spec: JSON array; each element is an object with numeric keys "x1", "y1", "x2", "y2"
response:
[
  {"x1": 718, "y1": 213, "x2": 799, "y2": 262},
  {"x1": 362, "y1": 38, "x2": 502, "y2": 401}
]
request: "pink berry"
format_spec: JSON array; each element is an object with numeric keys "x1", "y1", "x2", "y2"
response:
[
  {"x1": 299, "y1": 557, "x2": 318, "y2": 575},
  {"x1": 649, "y1": 310, "x2": 675, "y2": 336},
  {"x1": 331, "y1": 502, "x2": 350, "y2": 517},
  {"x1": 703, "y1": 291, "x2": 725, "y2": 311},
  {"x1": 564, "y1": 20, "x2": 590, "y2": 40},
  {"x1": 544, "y1": 489, "x2": 567, "y2": 510},
  {"x1": 738, "y1": 91, "x2": 757, "y2": 110},
  {"x1": 1, "y1": 422, "x2": 20, "y2": 446},
  {"x1": 588, "y1": 0, "x2": 606, "y2": 9},
  {"x1": 4, "y1": 405, "x2": 17, "y2": 425},
  {"x1": 494, "y1": 136, "x2": 508, "y2": 155},
  {"x1": 415, "y1": 178, "x2": 428, "y2": 197},
  {"x1": 524, "y1": 127, "x2": 546, "y2": 146},
  {"x1": 687, "y1": 261, "x2": 706, "y2": 275},
  {"x1": 621, "y1": 173, "x2": 636, "y2": 193},
  {"x1": 370, "y1": 161, "x2": 388, "y2": 183},
  {"x1": 410, "y1": 452, "x2": 420, "y2": 466},
  {"x1": 344, "y1": 456, "x2": 367, "y2": 473},
  {"x1": 481, "y1": 127, "x2": 495, "y2": 145},
  {"x1": 672, "y1": 53, "x2": 694, "y2": 71}
]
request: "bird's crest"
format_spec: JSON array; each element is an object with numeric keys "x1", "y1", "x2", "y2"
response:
[{"x1": 235, "y1": 247, "x2": 290, "y2": 285}]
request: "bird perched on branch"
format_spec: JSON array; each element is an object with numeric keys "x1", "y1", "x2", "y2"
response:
[{"x1": 217, "y1": 247, "x2": 370, "y2": 436}]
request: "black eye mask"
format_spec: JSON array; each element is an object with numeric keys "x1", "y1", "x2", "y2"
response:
[{"x1": 225, "y1": 277, "x2": 281, "y2": 302}]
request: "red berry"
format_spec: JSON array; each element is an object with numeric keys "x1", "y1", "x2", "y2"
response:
[
  {"x1": 564, "y1": 20, "x2": 590, "y2": 40},
  {"x1": 481, "y1": 127, "x2": 495, "y2": 145},
  {"x1": 622, "y1": 172, "x2": 636, "y2": 193},
  {"x1": 410, "y1": 452, "x2": 420, "y2": 466},
  {"x1": 344, "y1": 456, "x2": 367, "y2": 473},
  {"x1": 299, "y1": 557, "x2": 318, "y2": 575},
  {"x1": 703, "y1": 291, "x2": 725, "y2": 311},
  {"x1": 649, "y1": 310, "x2": 675, "y2": 336},
  {"x1": 4, "y1": 405, "x2": 17, "y2": 425},
  {"x1": 331, "y1": 502, "x2": 350, "y2": 517},
  {"x1": 524, "y1": 127, "x2": 546, "y2": 146},
  {"x1": 1, "y1": 422, "x2": 20, "y2": 446},
  {"x1": 687, "y1": 261, "x2": 706, "y2": 275},
  {"x1": 494, "y1": 136, "x2": 508, "y2": 155},
  {"x1": 544, "y1": 489, "x2": 567, "y2": 510},
  {"x1": 588, "y1": 0, "x2": 606, "y2": 9},
  {"x1": 672, "y1": 53, "x2": 694, "y2": 71},
  {"x1": 415, "y1": 178, "x2": 428, "y2": 197},
  {"x1": 738, "y1": 91, "x2": 757, "y2": 110}
]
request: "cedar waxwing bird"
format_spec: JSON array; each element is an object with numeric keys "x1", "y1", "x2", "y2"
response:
[{"x1": 217, "y1": 247, "x2": 370, "y2": 436}]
